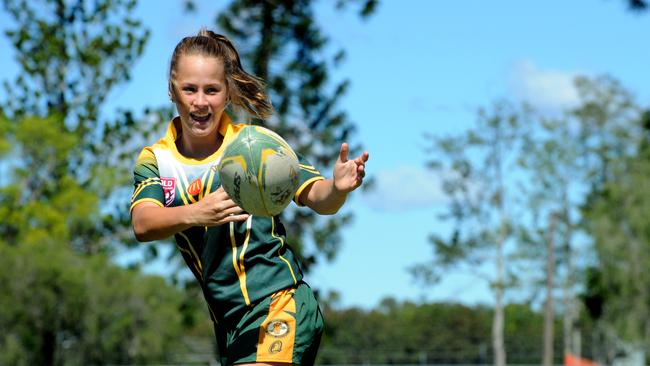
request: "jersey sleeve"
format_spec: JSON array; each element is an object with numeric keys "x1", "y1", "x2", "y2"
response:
[
  {"x1": 293, "y1": 153, "x2": 325, "y2": 206},
  {"x1": 130, "y1": 147, "x2": 165, "y2": 212}
]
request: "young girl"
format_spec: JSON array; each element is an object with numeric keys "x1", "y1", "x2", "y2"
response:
[{"x1": 130, "y1": 30, "x2": 368, "y2": 365}]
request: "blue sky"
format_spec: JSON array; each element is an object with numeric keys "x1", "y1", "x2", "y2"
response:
[{"x1": 1, "y1": 1, "x2": 649, "y2": 309}]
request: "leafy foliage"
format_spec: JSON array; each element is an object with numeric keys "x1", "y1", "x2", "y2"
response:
[
  {"x1": 581, "y1": 109, "x2": 650, "y2": 354},
  {"x1": 2, "y1": 0, "x2": 149, "y2": 131},
  {"x1": 0, "y1": 1, "x2": 195, "y2": 362},
  {"x1": 0, "y1": 0, "x2": 155, "y2": 254},
  {"x1": 318, "y1": 298, "x2": 567, "y2": 365},
  {"x1": 0, "y1": 216, "x2": 188, "y2": 365},
  {"x1": 413, "y1": 101, "x2": 527, "y2": 283},
  {"x1": 417, "y1": 74, "x2": 647, "y2": 364},
  {"x1": 414, "y1": 100, "x2": 529, "y2": 366}
]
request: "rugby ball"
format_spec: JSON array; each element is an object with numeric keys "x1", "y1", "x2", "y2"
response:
[{"x1": 218, "y1": 125, "x2": 300, "y2": 217}]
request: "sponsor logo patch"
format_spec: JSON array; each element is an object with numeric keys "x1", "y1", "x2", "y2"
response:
[
  {"x1": 161, "y1": 177, "x2": 176, "y2": 206},
  {"x1": 187, "y1": 178, "x2": 203, "y2": 196},
  {"x1": 266, "y1": 320, "x2": 290, "y2": 338}
]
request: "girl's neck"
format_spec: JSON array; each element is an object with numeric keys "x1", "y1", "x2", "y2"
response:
[{"x1": 177, "y1": 129, "x2": 223, "y2": 160}]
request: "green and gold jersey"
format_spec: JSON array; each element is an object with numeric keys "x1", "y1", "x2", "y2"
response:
[{"x1": 130, "y1": 115, "x2": 324, "y2": 323}]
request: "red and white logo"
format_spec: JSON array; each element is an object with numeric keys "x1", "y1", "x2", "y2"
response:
[{"x1": 161, "y1": 177, "x2": 176, "y2": 206}]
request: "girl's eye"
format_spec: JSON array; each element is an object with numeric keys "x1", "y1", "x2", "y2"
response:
[
  {"x1": 182, "y1": 87, "x2": 196, "y2": 93},
  {"x1": 206, "y1": 88, "x2": 219, "y2": 94}
]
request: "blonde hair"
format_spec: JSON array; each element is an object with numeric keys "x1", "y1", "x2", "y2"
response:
[{"x1": 168, "y1": 29, "x2": 273, "y2": 120}]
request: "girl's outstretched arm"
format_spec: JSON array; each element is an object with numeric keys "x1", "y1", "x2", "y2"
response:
[{"x1": 299, "y1": 143, "x2": 369, "y2": 215}]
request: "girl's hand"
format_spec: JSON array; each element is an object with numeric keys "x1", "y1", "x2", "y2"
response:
[
  {"x1": 333, "y1": 143, "x2": 369, "y2": 194},
  {"x1": 191, "y1": 186, "x2": 250, "y2": 226}
]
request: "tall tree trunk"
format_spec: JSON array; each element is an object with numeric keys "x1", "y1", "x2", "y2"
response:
[
  {"x1": 493, "y1": 220, "x2": 506, "y2": 366},
  {"x1": 493, "y1": 121, "x2": 507, "y2": 366},
  {"x1": 562, "y1": 198, "x2": 579, "y2": 358},
  {"x1": 543, "y1": 213, "x2": 557, "y2": 366}
]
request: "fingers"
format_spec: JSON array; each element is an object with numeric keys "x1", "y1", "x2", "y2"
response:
[
  {"x1": 333, "y1": 146, "x2": 369, "y2": 193},
  {"x1": 217, "y1": 197, "x2": 249, "y2": 218},
  {"x1": 353, "y1": 151, "x2": 369, "y2": 165},
  {"x1": 220, "y1": 202, "x2": 246, "y2": 215},
  {"x1": 339, "y1": 143, "x2": 349, "y2": 163},
  {"x1": 214, "y1": 203, "x2": 249, "y2": 225},
  {"x1": 357, "y1": 163, "x2": 366, "y2": 179},
  {"x1": 199, "y1": 187, "x2": 250, "y2": 225},
  {"x1": 354, "y1": 151, "x2": 368, "y2": 179},
  {"x1": 360, "y1": 151, "x2": 370, "y2": 163},
  {"x1": 219, "y1": 212, "x2": 250, "y2": 225},
  {"x1": 215, "y1": 185, "x2": 229, "y2": 196}
]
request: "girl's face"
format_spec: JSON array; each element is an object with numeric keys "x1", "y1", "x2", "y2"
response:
[{"x1": 171, "y1": 54, "x2": 229, "y2": 141}]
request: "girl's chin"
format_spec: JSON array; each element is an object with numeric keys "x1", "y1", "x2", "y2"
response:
[
  {"x1": 185, "y1": 119, "x2": 217, "y2": 131},
  {"x1": 189, "y1": 126, "x2": 216, "y2": 138}
]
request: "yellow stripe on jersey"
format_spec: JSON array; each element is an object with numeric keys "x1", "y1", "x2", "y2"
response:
[
  {"x1": 177, "y1": 231, "x2": 204, "y2": 281},
  {"x1": 130, "y1": 198, "x2": 164, "y2": 212},
  {"x1": 230, "y1": 223, "x2": 242, "y2": 280},
  {"x1": 206, "y1": 303, "x2": 219, "y2": 325},
  {"x1": 230, "y1": 217, "x2": 252, "y2": 305},
  {"x1": 204, "y1": 166, "x2": 217, "y2": 196},
  {"x1": 198, "y1": 166, "x2": 212, "y2": 200},
  {"x1": 131, "y1": 178, "x2": 161, "y2": 203},
  {"x1": 271, "y1": 216, "x2": 297, "y2": 284},
  {"x1": 293, "y1": 176, "x2": 326, "y2": 206},
  {"x1": 299, "y1": 164, "x2": 320, "y2": 174},
  {"x1": 134, "y1": 176, "x2": 161, "y2": 187},
  {"x1": 238, "y1": 217, "x2": 252, "y2": 303},
  {"x1": 179, "y1": 231, "x2": 204, "y2": 273},
  {"x1": 169, "y1": 162, "x2": 191, "y2": 205}
]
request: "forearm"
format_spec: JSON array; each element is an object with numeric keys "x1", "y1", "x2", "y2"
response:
[
  {"x1": 131, "y1": 204, "x2": 196, "y2": 242},
  {"x1": 302, "y1": 179, "x2": 348, "y2": 215},
  {"x1": 131, "y1": 188, "x2": 249, "y2": 241}
]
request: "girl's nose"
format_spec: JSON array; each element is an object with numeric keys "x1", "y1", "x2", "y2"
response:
[{"x1": 193, "y1": 92, "x2": 207, "y2": 106}]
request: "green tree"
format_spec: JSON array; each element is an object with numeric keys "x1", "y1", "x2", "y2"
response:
[
  {"x1": 0, "y1": 114, "x2": 188, "y2": 364},
  {"x1": 571, "y1": 76, "x2": 642, "y2": 361},
  {"x1": 0, "y1": 1, "x2": 193, "y2": 363},
  {"x1": 0, "y1": 232, "x2": 188, "y2": 365},
  {"x1": 516, "y1": 107, "x2": 580, "y2": 362},
  {"x1": 0, "y1": 0, "x2": 155, "y2": 254},
  {"x1": 413, "y1": 100, "x2": 528, "y2": 366},
  {"x1": 516, "y1": 75, "x2": 642, "y2": 364},
  {"x1": 415, "y1": 75, "x2": 641, "y2": 366},
  {"x1": 318, "y1": 298, "x2": 563, "y2": 365},
  {"x1": 0, "y1": 111, "x2": 192, "y2": 364},
  {"x1": 515, "y1": 75, "x2": 638, "y2": 362},
  {"x1": 198, "y1": 0, "x2": 377, "y2": 269},
  {"x1": 581, "y1": 109, "x2": 650, "y2": 362}
]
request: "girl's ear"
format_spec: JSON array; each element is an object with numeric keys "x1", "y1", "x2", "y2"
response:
[{"x1": 168, "y1": 81, "x2": 175, "y2": 102}]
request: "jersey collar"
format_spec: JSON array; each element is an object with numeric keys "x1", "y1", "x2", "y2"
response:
[{"x1": 164, "y1": 112, "x2": 235, "y2": 165}]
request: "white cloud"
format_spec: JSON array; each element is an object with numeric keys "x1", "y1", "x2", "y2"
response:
[
  {"x1": 361, "y1": 165, "x2": 445, "y2": 211},
  {"x1": 509, "y1": 59, "x2": 581, "y2": 112}
]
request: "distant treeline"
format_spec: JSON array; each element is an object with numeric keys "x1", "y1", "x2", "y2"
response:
[{"x1": 317, "y1": 298, "x2": 589, "y2": 365}]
